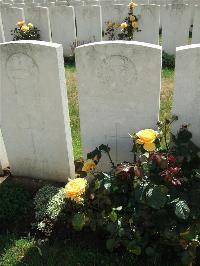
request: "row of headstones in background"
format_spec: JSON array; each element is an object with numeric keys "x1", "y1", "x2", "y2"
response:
[
  {"x1": 0, "y1": 41, "x2": 75, "y2": 181},
  {"x1": 0, "y1": 3, "x2": 200, "y2": 56},
  {"x1": 1, "y1": 40, "x2": 200, "y2": 178},
  {"x1": 0, "y1": 4, "x2": 161, "y2": 56},
  {"x1": 0, "y1": 0, "x2": 199, "y2": 7}
]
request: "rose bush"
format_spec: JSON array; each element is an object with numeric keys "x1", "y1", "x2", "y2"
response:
[
  {"x1": 105, "y1": 1, "x2": 141, "y2": 41},
  {"x1": 11, "y1": 20, "x2": 40, "y2": 41},
  {"x1": 34, "y1": 118, "x2": 200, "y2": 265}
]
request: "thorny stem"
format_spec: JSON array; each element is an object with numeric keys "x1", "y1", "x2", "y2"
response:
[
  {"x1": 164, "y1": 122, "x2": 169, "y2": 151},
  {"x1": 105, "y1": 147, "x2": 116, "y2": 169}
]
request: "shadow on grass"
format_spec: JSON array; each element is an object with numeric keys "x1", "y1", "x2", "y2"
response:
[{"x1": 0, "y1": 231, "x2": 185, "y2": 266}]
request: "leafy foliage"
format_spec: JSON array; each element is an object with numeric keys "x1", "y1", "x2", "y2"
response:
[
  {"x1": 11, "y1": 20, "x2": 40, "y2": 41},
  {"x1": 104, "y1": 2, "x2": 140, "y2": 41},
  {"x1": 162, "y1": 52, "x2": 175, "y2": 69},
  {"x1": 34, "y1": 119, "x2": 200, "y2": 265}
]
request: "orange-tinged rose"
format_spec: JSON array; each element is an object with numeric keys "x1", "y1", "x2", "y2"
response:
[
  {"x1": 17, "y1": 20, "x2": 25, "y2": 27},
  {"x1": 130, "y1": 15, "x2": 136, "y2": 22},
  {"x1": 82, "y1": 159, "x2": 96, "y2": 172},
  {"x1": 132, "y1": 21, "x2": 138, "y2": 28},
  {"x1": 64, "y1": 178, "x2": 87, "y2": 203}
]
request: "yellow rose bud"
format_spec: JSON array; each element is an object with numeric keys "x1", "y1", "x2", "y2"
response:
[
  {"x1": 132, "y1": 21, "x2": 138, "y2": 29},
  {"x1": 17, "y1": 20, "x2": 25, "y2": 28},
  {"x1": 120, "y1": 22, "x2": 128, "y2": 29},
  {"x1": 128, "y1": 1, "x2": 138, "y2": 10},
  {"x1": 28, "y1": 23, "x2": 33, "y2": 28},
  {"x1": 21, "y1": 25, "x2": 29, "y2": 31},
  {"x1": 130, "y1": 15, "x2": 136, "y2": 22}
]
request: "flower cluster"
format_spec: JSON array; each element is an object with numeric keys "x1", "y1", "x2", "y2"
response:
[
  {"x1": 105, "y1": 1, "x2": 140, "y2": 41},
  {"x1": 11, "y1": 20, "x2": 40, "y2": 41},
  {"x1": 34, "y1": 119, "x2": 200, "y2": 265}
]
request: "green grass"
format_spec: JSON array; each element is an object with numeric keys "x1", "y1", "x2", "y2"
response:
[
  {"x1": 0, "y1": 234, "x2": 177, "y2": 266},
  {"x1": 0, "y1": 234, "x2": 138, "y2": 266},
  {"x1": 160, "y1": 68, "x2": 174, "y2": 121},
  {"x1": 65, "y1": 65, "x2": 82, "y2": 160}
]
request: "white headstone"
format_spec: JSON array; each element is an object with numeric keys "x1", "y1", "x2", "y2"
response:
[
  {"x1": 0, "y1": 11, "x2": 5, "y2": 43},
  {"x1": 99, "y1": 0, "x2": 114, "y2": 5},
  {"x1": 191, "y1": 5, "x2": 200, "y2": 44},
  {"x1": 84, "y1": 0, "x2": 99, "y2": 5},
  {"x1": 1, "y1": 7, "x2": 25, "y2": 41},
  {"x1": 55, "y1": 0, "x2": 68, "y2": 5},
  {"x1": 0, "y1": 129, "x2": 9, "y2": 176},
  {"x1": 134, "y1": 4, "x2": 160, "y2": 45},
  {"x1": 0, "y1": 41, "x2": 75, "y2": 181},
  {"x1": 24, "y1": 6, "x2": 52, "y2": 41},
  {"x1": 101, "y1": 4, "x2": 129, "y2": 33},
  {"x1": 76, "y1": 41, "x2": 161, "y2": 169},
  {"x1": 161, "y1": 4, "x2": 191, "y2": 54},
  {"x1": 75, "y1": 5, "x2": 102, "y2": 43},
  {"x1": 172, "y1": 44, "x2": 200, "y2": 147},
  {"x1": 50, "y1": 6, "x2": 76, "y2": 57}
]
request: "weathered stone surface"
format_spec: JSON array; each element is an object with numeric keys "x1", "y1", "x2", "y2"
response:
[
  {"x1": 24, "y1": 6, "x2": 52, "y2": 41},
  {"x1": 0, "y1": 41, "x2": 75, "y2": 181},
  {"x1": 1, "y1": 7, "x2": 25, "y2": 41},
  {"x1": 76, "y1": 41, "x2": 161, "y2": 169},
  {"x1": 192, "y1": 5, "x2": 200, "y2": 44},
  {"x1": 134, "y1": 4, "x2": 160, "y2": 45},
  {"x1": 0, "y1": 11, "x2": 5, "y2": 43},
  {"x1": 161, "y1": 4, "x2": 191, "y2": 54},
  {"x1": 0, "y1": 129, "x2": 9, "y2": 176},
  {"x1": 101, "y1": 4, "x2": 128, "y2": 33},
  {"x1": 50, "y1": 6, "x2": 76, "y2": 57},
  {"x1": 75, "y1": 5, "x2": 102, "y2": 43},
  {"x1": 172, "y1": 44, "x2": 200, "y2": 147}
]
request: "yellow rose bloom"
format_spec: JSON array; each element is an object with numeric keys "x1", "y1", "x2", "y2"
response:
[
  {"x1": 128, "y1": 2, "x2": 138, "y2": 10},
  {"x1": 82, "y1": 159, "x2": 96, "y2": 172},
  {"x1": 132, "y1": 21, "x2": 138, "y2": 28},
  {"x1": 121, "y1": 22, "x2": 128, "y2": 29},
  {"x1": 64, "y1": 178, "x2": 87, "y2": 203},
  {"x1": 21, "y1": 25, "x2": 29, "y2": 31},
  {"x1": 130, "y1": 15, "x2": 136, "y2": 22},
  {"x1": 28, "y1": 23, "x2": 33, "y2": 28},
  {"x1": 17, "y1": 20, "x2": 25, "y2": 28},
  {"x1": 136, "y1": 129, "x2": 159, "y2": 152}
]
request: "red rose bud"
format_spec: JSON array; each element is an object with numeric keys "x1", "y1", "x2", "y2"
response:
[{"x1": 167, "y1": 154, "x2": 176, "y2": 165}]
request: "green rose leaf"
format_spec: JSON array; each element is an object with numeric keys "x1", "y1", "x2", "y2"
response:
[
  {"x1": 106, "y1": 238, "x2": 116, "y2": 252},
  {"x1": 180, "y1": 251, "x2": 193, "y2": 266},
  {"x1": 146, "y1": 185, "x2": 168, "y2": 209},
  {"x1": 72, "y1": 213, "x2": 86, "y2": 231},
  {"x1": 109, "y1": 210, "x2": 117, "y2": 222},
  {"x1": 175, "y1": 200, "x2": 190, "y2": 220}
]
